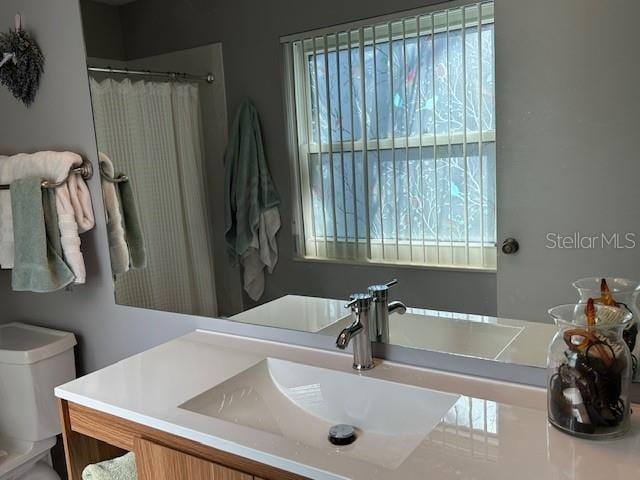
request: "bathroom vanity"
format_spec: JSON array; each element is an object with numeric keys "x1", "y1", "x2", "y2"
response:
[
  {"x1": 58, "y1": 401, "x2": 294, "y2": 480},
  {"x1": 56, "y1": 330, "x2": 640, "y2": 480}
]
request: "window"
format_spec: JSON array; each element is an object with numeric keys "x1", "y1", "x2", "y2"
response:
[{"x1": 283, "y1": 2, "x2": 496, "y2": 269}]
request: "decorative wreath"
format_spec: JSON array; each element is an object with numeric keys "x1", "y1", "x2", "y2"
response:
[{"x1": 0, "y1": 15, "x2": 44, "y2": 106}]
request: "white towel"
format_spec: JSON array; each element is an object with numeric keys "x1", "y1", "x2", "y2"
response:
[
  {"x1": 241, "y1": 206, "x2": 281, "y2": 301},
  {"x1": 82, "y1": 452, "x2": 137, "y2": 480},
  {"x1": 0, "y1": 177, "x2": 12, "y2": 268},
  {"x1": 0, "y1": 151, "x2": 81, "y2": 183},
  {"x1": 99, "y1": 153, "x2": 129, "y2": 275},
  {"x1": 67, "y1": 173, "x2": 95, "y2": 233},
  {"x1": 0, "y1": 152, "x2": 94, "y2": 279},
  {"x1": 56, "y1": 185, "x2": 86, "y2": 284},
  {"x1": 55, "y1": 174, "x2": 94, "y2": 284}
]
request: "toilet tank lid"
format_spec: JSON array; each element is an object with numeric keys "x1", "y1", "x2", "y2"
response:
[{"x1": 0, "y1": 323, "x2": 76, "y2": 365}]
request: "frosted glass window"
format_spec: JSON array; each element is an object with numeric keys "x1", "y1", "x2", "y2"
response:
[{"x1": 284, "y1": 2, "x2": 496, "y2": 269}]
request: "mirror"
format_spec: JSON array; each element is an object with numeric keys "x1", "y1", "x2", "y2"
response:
[{"x1": 79, "y1": 0, "x2": 640, "y2": 377}]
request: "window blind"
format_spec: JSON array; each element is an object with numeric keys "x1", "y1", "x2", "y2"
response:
[{"x1": 283, "y1": 1, "x2": 496, "y2": 269}]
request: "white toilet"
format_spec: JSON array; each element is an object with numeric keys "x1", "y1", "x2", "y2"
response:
[{"x1": 0, "y1": 323, "x2": 77, "y2": 480}]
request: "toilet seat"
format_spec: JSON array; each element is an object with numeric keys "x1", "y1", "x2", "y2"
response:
[{"x1": 0, "y1": 438, "x2": 58, "y2": 480}]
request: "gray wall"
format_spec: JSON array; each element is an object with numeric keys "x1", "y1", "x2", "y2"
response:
[
  {"x1": 79, "y1": 0, "x2": 126, "y2": 60},
  {"x1": 117, "y1": 0, "x2": 497, "y2": 316},
  {"x1": 0, "y1": 0, "x2": 487, "y2": 378},
  {"x1": 0, "y1": 0, "x2": 238, "y2": 373},
  {"x1": 1, "y1": 0, "x2": 634, "y2": 378},
  {"x1": 0, "y1": 0, "x2": 496, "y2": 376},
  {"x1": 495, "y1": 0, "x2": 640, "y2": 321}
]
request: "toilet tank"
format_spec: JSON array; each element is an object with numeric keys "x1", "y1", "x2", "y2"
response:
[{"x1": 0, "y1": 323, "x2": 76, "y2": 442}]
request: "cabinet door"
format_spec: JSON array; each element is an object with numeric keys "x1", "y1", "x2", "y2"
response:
[{"x1": 134, "y1": 437, "x2": 252, "y2": 480}]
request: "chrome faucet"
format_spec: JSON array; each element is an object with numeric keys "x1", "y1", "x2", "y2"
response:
[
  {"x1": 368, "y1": 279, "x2": 407, "y2": 344},
  {"x1": 336, "y1": 293, "x2": 375, "y2": 370}
]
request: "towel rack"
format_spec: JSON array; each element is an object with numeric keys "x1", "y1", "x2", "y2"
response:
[
  {"x1": 99, "y1": 163, "x2": 129, "y2": 184},
  {"x1": 0, "y1": 158, "x2": 94, "y2": 190}
]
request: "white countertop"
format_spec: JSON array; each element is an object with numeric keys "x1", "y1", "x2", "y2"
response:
[
  {"x1": 230, "y1": 295, "x2": 350, "y2": 332},
  {"x1": 56, "y1": 330, "x2": 640, "y2": 480},
  {"x1": 397, "y1": 306, "x2": 556, "y2": 368}
]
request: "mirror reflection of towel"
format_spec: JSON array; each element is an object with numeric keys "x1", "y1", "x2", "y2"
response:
[
  {"x1": 99, "y1": 152, "x2": 146, "y2": 275},
  {"x1": 224, "y1": 100, "x2": 281, "y2": 301},
  {"x1": 99, "y1": 153, "x2": 130, "y2": 275},
  {"x1": 117, "y1": 174, "x2": 146, "y2": 270},
  {"x1": 241, "y1": 207, "x2": 281, "y2": 301}
]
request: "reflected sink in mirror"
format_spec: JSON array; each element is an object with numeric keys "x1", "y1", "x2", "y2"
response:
[
  {"x1": 320, "y1": 311, "x2": 524, "y2": 360},
  {"x1": 179, "y1": 358, "x2": 459, "y2": 469},
  {"x1": 230, "y1": 295, "x2": 351, "y2": 333}
]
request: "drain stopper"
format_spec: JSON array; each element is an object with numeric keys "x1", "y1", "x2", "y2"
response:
[{"x1": 328, "y1": 424, "x2": 357, "y2": 446}]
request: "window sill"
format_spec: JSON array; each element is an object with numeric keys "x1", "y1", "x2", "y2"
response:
[{"x1": 292, "y1": 255, "x2": 497, "y2": 274}]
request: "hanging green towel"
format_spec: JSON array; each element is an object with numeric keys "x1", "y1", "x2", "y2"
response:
[
  {"x1": 10, "y1": 177, "x2": 74, "y2": 292},
  {"x1": 117, "y1": 176, "x2": 146, "y2": 269},
  {"x1": 224, "y1": 100, "x2": 280, "y2": 263},
  {"x1": 42, "y1": 188, "x2": 64, "y2": 257},
  {"x1": 82, "y1": 452, "x2": 137, "y2": 480}
]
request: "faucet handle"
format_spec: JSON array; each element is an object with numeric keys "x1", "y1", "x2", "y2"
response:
[
  {"x1": 345, "y1": 293, "x2": 373, "y2": 312},
  {"x1": 368, "y1": 279, "x2": 398, "y2": 298},
  {"x1": 344, "y1": 298, "x2": 358, "y2": 310}
]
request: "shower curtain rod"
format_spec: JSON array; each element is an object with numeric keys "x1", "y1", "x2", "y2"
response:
[{"x1": 88, "y1": 66, "x2": 215, "y2": 84}]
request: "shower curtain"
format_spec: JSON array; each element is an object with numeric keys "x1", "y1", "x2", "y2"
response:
[{"x1": 90, "y1": 77, "x2": 218, "y2": 317}]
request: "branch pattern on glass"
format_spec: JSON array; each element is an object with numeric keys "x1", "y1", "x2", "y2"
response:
[{"x1": 306, "y1": 23, "x2": 496, "y2": 245}]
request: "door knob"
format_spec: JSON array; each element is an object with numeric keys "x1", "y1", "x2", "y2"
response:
[{"x1": 502, "y1": 238, "x2": 519, "y2": 255}]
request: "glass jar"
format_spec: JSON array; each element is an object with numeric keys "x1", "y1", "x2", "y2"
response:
[
  {"x1": 573, "y1": 277, "x2": 640, "y2": 381},
  {"x1": 547, "y1": 303, "x2": 633, "y2": 439}
]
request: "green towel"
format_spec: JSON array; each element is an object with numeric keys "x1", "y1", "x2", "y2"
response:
[
  {"x1": 42, "y1": 188, "x2": 64, "y2": 256},
  {"x1": 224, "y1": 100, "x2": 280, "y2": 263},
  {"x1": 10, "y1": 177, "x2": 75, "y2": 292},
  {"x1": 82, "y1": 452, "x2": 137, "y2": 480},
  {"x1": 117, "y1": 177, "x2": 146, "y2": 269}
]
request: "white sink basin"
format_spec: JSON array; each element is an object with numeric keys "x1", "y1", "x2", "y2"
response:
[
  {"x1": 320, "y1": 312, "x2": 523, "y2": 360},
  {"x1": 180, "y1": 358, "x2": 459, "y2": 469}
]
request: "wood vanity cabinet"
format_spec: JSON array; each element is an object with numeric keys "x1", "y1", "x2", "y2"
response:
[
  {"x1": 134, "y1": 438, "x2": 251, "y2": 480},
  {"x1": 58, "y1": 400, "x2": 305, "y2": 480}
]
